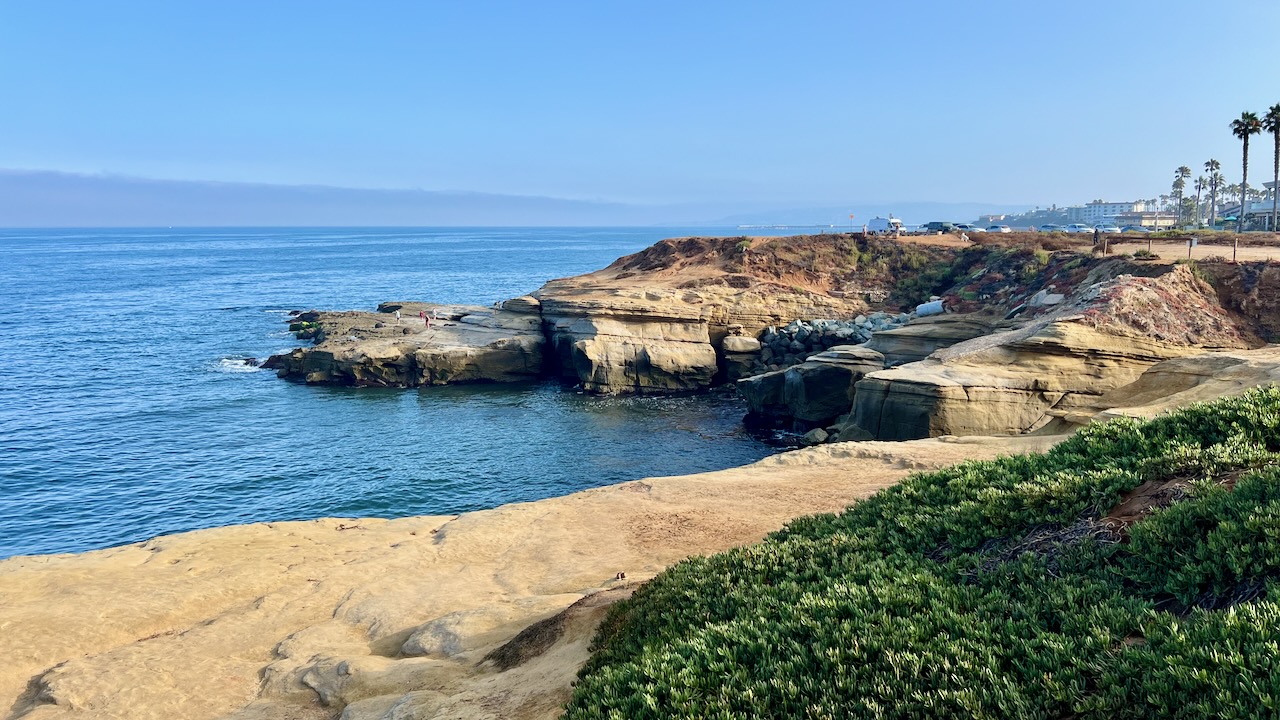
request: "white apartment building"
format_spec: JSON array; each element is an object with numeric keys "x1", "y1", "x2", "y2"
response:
[{"x1": 1066, "y1": 200, "x2": 1147, "y2": 225}]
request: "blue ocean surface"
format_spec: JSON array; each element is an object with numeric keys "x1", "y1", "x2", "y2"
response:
[{"x1": 0, "y1": 227, "x2": 779, "y2": 559}]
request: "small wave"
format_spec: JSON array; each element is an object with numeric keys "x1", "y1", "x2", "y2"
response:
[{"x1": 212, "y1": 358, "x2": 263, "y2": 373}]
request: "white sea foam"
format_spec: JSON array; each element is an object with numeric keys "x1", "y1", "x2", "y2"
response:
[{"x1": 213, "y1": 358, "x2": 263, "y2": 373}]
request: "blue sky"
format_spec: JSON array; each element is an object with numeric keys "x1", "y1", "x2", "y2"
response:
[{"x1": 4, "y1": 0, "x2": 1280, "y2": 209}]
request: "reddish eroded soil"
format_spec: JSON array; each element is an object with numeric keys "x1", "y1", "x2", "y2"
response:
[
  {"x1": 1202, "y1": 261, "x2": 1280, "y2": 342},
  {"x1": 1073, "y1": 264, "x2": 1262, "y2": 349},
  {"x1": 597, "y1": 234, "x2": 956, "y2": 299}
]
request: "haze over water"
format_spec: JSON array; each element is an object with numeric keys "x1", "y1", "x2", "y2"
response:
[{"x1": 0, "y1": 227, "x2": 775, "y2": 559}]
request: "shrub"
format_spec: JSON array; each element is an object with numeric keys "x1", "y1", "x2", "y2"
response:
[{"x1": 565, "y1": 388, "x2": 1280, "y2": 719}]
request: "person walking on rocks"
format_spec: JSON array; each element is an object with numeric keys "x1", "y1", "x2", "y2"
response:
[
  {"x1": 420, "y1": 310, "x2": 430, "y2": 328},
  {"x1": 394, "y1": 310, "x2": 401, "y2": 324}
]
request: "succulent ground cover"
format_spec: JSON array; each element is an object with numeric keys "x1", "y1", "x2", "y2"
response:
[{"x1": 564, "y1": 388, "x2": 1280, "y2": 719}]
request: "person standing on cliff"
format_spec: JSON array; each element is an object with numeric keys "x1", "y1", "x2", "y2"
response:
[
  {"x1": 395, "y1": 310, "x2": 401, "y2": 324},
  {"x1": 420, "y1": 310, "x2": 430, "y2": 328}
]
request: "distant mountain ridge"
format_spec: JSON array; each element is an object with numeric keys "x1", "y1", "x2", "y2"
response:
[{"x1": 0, "y1": 169, "x2": 1029, "y2": 227}]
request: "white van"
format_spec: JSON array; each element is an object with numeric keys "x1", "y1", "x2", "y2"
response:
[{"x1": 866, "y1": 217, "x2": 904, "y2": 235}]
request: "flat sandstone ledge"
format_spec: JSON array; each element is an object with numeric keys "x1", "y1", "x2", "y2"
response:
[{"x1": 0, "y1": 435, "x2": 1057, "y2": 720}]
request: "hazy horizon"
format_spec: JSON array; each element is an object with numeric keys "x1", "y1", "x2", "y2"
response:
[
  {"x1": 4, "y1": 1, "x2": 1279, "y2": 222},
  {"x1": 0, "y1": 169, "x2": 1032, "y2": 227}
]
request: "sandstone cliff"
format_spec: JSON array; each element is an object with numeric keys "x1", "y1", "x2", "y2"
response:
[
  {"x1": 267, "y1": 234, "x2": 944, "y2": 394},
  {"x1": 850, "y1": 264, "x2": 1259, "y2": 439}
]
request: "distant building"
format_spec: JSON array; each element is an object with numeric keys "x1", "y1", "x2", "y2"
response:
[
  {"x1": 1069, "y1": 200, "x2": 1146, "y2": 225},
  {"x1": 1114, "y1": 211, "x2": 1174, "y2": 229},
  {"x1": 1219, "y1": 197, "x2": 1279, "y2": 230}
]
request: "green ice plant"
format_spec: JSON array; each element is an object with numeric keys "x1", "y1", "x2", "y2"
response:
[{"x1": 565, "y1": 387, "x2": 1280, "y2": 719}]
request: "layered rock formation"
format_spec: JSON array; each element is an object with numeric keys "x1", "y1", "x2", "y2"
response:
[
  {"x1": 264, "y1": 302, "x2": 545, "y2": 387},
  {"x1": 738, "y1": 314, "x2": 1000, "y2": 432},
  {"x1": 739, "y1": 345, "x2": 885, "y2": 430},
  {"x1": 850, "y1": 265, "x2": 1258, "y2": 439},
  {"x1": 1063, "y1": 344, "x2": 1280, "y2": 425},
  {"x1": 270, "y1": 236, "x2": 882, "y2": 394},
  {"x1": 863, "y1": 315, "x2": 996, "y2": 365}
]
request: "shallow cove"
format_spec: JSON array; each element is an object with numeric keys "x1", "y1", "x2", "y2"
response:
[{"x1": 0, "y1": 227, "x2": 774, "y2": 558}]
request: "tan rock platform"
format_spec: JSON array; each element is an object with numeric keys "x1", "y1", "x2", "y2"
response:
[{"x1": 0, "y1": 436, "x2": 1057, "y2": 720}]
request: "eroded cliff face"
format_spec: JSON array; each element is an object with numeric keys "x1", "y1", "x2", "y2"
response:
[
  {"x1": 849, "y1": 265, "x2": 1260, "y2": 440},
  {"x1": 264, "y1": 237, "x2": 1273, "y2": 410},
  {"x1": 1203, "y1": 261, "x2": 1280, "y2": 342},
  {"x1": 534, "y1": 281, "x2": 866, "y2": 395},
  {"x1": 267, "y1": 235, "x2": 889, "y2": 394}
]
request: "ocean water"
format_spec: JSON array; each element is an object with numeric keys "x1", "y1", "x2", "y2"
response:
[{"x1": 0, "y1": 227, "x2": 777, "y2": 559}]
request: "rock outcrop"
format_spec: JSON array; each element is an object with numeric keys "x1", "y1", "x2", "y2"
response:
[
  {"x1": 864, "y1": 315, "x2": 996, "y2": 365},
  {"x1": 739, "y1": 345, "x2": 885, "y2": 429},
  {"x1": 1062, "y1": 344, "x2": 1280, "y2": 425},
  {"x1": 535, "y1": 290, "x2": 721, "y2": 394},
  {"x1": 268, "y1": 236, "x2": 897, "y2": 394},
  {"x1": 264, "y1": 302, "x2": 544, "y2": 387},
  {"x1": 531, "y1": 239, "x2": 872, "y2": 393},
  {"x1": 849, "y1": 266, "x2": 1258, "y2": 440}
]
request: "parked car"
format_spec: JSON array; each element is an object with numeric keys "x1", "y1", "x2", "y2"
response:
[
  {"x1": 1120, "y1": 225, "x2": 1152, "y2": 234},
  {"x1": 953, "y1": 223, "x2": 982, "y2": 232},
  {"x1": 1037, "y1": 224, "x2": 1065, "y2": 233},
  {"x1": 1093, "y1": 224, "x2": 1121, "y2": 234},
  {"x1": 1064, "y1": 224, "x2": 1093, "y2": 234},
  {"x1": 986, "y1": 225, "x2": 1012, "y2": 233},
  {"x1": 919, "y1": 221, "x2": 957, "y2": 235}
]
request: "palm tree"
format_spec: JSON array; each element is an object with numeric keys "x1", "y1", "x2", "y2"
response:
[
  {"x1": 1210, "y1": 172, "x2": 1226, "y2": 226},
  {"x1": 1231, "y1": 111, "x2": 1263, "y2": 230},
  {"x1": 1262, "y1": 104, "x2": 1280, "y2": 232},
  {"x1": 1174, "y1": 166, "x2": 1191, "y2": 225},
  {"x1": 1205, "y1": 159, "x2": 1222, "y2": 225},
  {"x1": 1194, "y1": 176, "x2": 1207, "y2": 226}
]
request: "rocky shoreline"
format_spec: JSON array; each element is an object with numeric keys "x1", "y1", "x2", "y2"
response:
[
  {"x1": 5, "y1": 233, "x2": 1280, "y2": 719},
  {"x1": 264, "y1": 234, "x2": 1279, "y2": 445},
  {"x1": 0, "y1": 435, "x2": 1062, "y2": 720}
]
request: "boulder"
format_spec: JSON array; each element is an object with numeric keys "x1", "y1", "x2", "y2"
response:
[
  {"x1": 499, "y1": 295, "x2": 541, "y2": 314},
  {"x1": 722, "y1": 336, "x2": 762, "y2": 353},
  {"x1": 800, "y1": 428, "x2": 829, "y2": 446}
]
